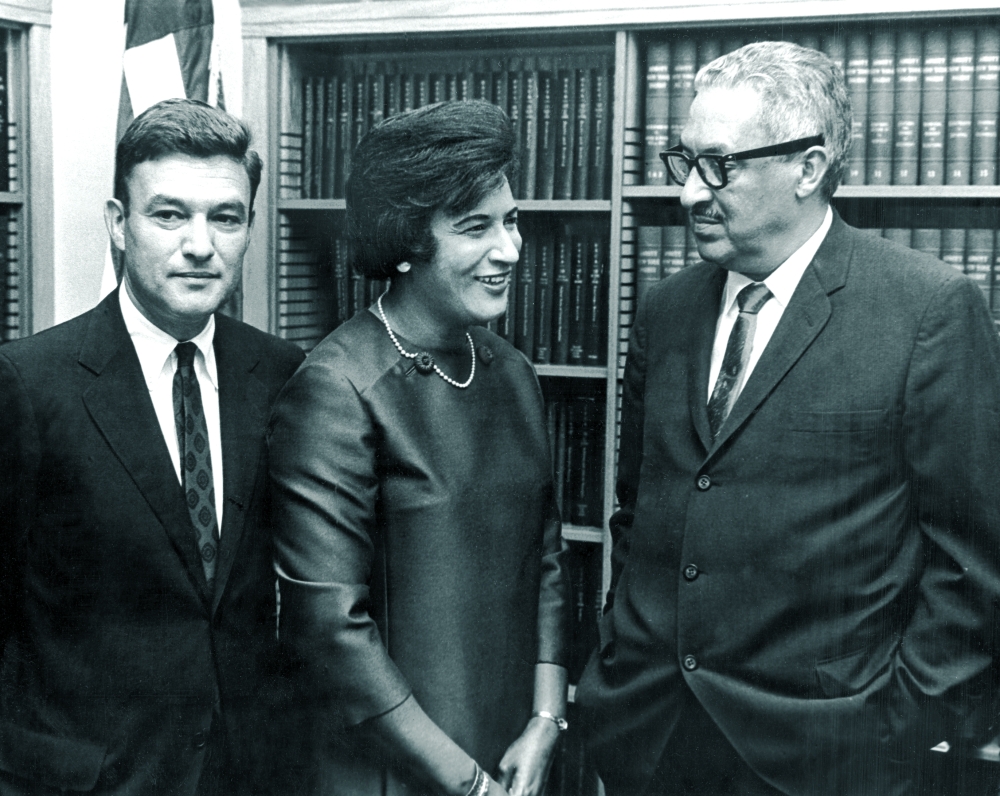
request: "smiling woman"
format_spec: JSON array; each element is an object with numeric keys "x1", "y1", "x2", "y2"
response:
[{"x1": 268, "y1": 101, "x2": 570, "y2": 796}]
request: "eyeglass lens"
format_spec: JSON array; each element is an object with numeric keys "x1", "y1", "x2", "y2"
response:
[{"x1": 664, "y1": 153, "x2": 725, "y2": 188}]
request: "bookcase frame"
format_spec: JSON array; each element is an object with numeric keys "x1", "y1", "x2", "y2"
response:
[
  {"x1": 241, "y1": 0, "x2": 1000, "y2": 781},
  {"x1": 0, "y1": 0, "x2": 50, "y2": 340}
]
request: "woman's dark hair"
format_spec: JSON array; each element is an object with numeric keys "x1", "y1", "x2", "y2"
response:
[
  {"x1": 114, "y1": 98, "x2": 263, "y2": 215},
  {"x1": 345, "y1": 100, "x2": 518, "y2": 279}
]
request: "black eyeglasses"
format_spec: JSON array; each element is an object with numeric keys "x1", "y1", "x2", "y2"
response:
[{"x1": 659, "y1": 135, "x2": 825, "y2": 189}]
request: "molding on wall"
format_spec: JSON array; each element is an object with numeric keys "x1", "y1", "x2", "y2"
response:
[
  {"x1": 242, "y1": 0, "x2": 999, "y2": 38},
  {"x1": 0, "y1": 0, "x2": 51, "y2": 27}
]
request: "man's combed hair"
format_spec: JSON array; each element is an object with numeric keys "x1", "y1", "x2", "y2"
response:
[
  {"x1": 696, "y1": 41, "x2": 852, "y2": 202},
  {"x1": 114, "y1": 98, "x2": 263, "y2": 213},
  {"x1": 345, "y1": 100, "x2": 518, "y2": 280}
]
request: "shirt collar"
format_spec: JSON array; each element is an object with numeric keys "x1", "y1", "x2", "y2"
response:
[
  {"x1": 722, "y1": 205, "x2": 833, "y2": 313},
  {"x1": 118, "y1": 283, "x2": 218, "y2": 391}
]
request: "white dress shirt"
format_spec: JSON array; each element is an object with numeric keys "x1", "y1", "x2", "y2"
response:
[
  {"x1": 119, "y1": 285, "x2": 225, "y2": 530},
  {"x1": 707, "y1": 205, "x2": 833, "y2": 402}
]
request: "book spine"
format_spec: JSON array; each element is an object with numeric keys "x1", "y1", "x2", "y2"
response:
[
  {"x1": 301, "y1": 76, "x2": 315, "y2": 199},
  {"x1": 866, "y1": 32, "x2": 894, "y2": 185},
  {"x1": 589, "y1": 56, "x2": 612, "y2": 199},
  {"x1": 583, "y1": 235, "x2": 607, "y2": 366},
  {"x1": 501, "y1": 246, "x2": 517, "y2": 346},
  {"x1": 515, "y1": 234, "x2": 536, "y2": 358},
  {"x1": 568, "y1": 233, "x2": 588, "y2": 365},
  {"x1": 946, "y1": 29, "x2": 976, "y2": 185},
  {"x1": 313, "y1": 76, "x2": 327, "y2": 199},
  {"x1": 667, "y1": 39, "x2": 696, "y2": 153},
  {"x1": 334, "y1": 237, "x2": 350, "y2": 328},
  {"x1": 911, "y1": 227, "x2": 942, "y2": 259},
  {"x1": 352, "y1": 69, "x2": 368, "y2": 168},
  {"x1": 385, "y1": 61, "x2": 401, "y2": 119},
  {"x1": 552, "y1": 226, "x2": 573, "y2": 365},
  {"x1": 430, "y1": 69, "x2": 446, "y2": 105},
  {"x1": 844, "y1": 33, "x2": 870, "y2": 185},
  {"x1": 973, "y1": 28, "x2": 1000, "y2": 185},
  {"x1": 571, "y1": 398, "x2": 596, "y2": 526},
  {"x1": 336, "y1": 67, "x2": 353, "y2": 198},
  {"x1": 643, "y1": 41, "x2": 671, "y2": 185},
  {"x1": 636, "y1": 226, "x2": 662, "y2": 311},
  {"x1": 521, "y1": 56, "x2": 539, "y2": 201},
  {"x1": 661, "y1": 225, "x2": 687, "y2": 278},
  {"x1": 507, "y1": 58, "x2": 524, "y2": 198},
  {"x1": 966, "y1": 228, "x2": 994, "y2": 307},
  {"x1": 893, "y1": 31, "x2": 922, "y2": 185},
  {"x1": 920, "y1": 30, "x2": 949, "y2": 185},
  {"x1": 821, "y1": 33, "x2": 848, "y2": 77},
  {"x1": 941, "y1": 228, "x2": 967, "y2": 273},
  {"x1": 493, "y1": 58, "x2": 509, "y2": 125},
  {"x1": 574, "y1": 64, "x2": 592, "y2": 200},
  {"x1": 322, "y1": 76, "x2": 339, "y2": 198},
  {"x1": 555, "y1": 62, "x2": 578, "y2": 200},
  {"x1": 697, "y1": 37, "x2": 721, "y2": 71},
  {"x1": 534, "y1": 232, "x2": 555, "y2": 363},
  {"x1": 537, "y1": 57, "x2": 557, "y2": 201},
  {"x1": 368, "y1": 62, "x2": 385, "y2": 134}
]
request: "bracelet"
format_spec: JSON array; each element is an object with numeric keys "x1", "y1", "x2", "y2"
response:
[
  {"x1": 532, "y1": 710, "x2": 569, "y2": 732},
  {"x1": 464, "y1": 762, "x2": 490, "y2": 796}
]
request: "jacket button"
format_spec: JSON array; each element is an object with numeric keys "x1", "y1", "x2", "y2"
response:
[
  {"x1": 192, "y1": 730, "x2": 208, "y2": 749},
  {"x1": 696, "y1": 474, "x2": 712, "y2": 491},
  {"x1": 683, "y1": 564, "x2": 699, "y2": 581},
  {"x1": 683, "y1": 655, "x2": 698, "y2": 671}
]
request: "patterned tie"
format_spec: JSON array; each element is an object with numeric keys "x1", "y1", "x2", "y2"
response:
[
  {"x1": 173, "y1": 342, "x2": 219, "y2": 588},
  {"x1": 707, "y1": 282, "x2": 772, "y2": 440}
]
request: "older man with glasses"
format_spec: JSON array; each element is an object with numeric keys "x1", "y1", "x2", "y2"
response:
[{"x1": 576, "y1": 40, "x2": 1000, "y2": 796}]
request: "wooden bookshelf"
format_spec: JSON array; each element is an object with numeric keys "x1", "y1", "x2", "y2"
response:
[{"x1": 241, "y1": 3, "x2": 1000, "y2": 791}]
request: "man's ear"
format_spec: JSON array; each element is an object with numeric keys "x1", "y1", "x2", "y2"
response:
[
  {"x1": 795, "y1": 146, "x2": 830, "y2": 199},
  {"x1": 104, "y1": 199, "x2": 127, "y2": 253}
]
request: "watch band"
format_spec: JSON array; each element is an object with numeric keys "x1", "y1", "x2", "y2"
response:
[{"x1": 533, "y1": 710, "x2": 569, "y2": 731}]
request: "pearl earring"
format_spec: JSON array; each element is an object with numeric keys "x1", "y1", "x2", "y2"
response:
[{"x1": 397, "y1": 262, "x2": 411, "y2": 273}]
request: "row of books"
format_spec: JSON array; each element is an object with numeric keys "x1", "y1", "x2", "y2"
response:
[
  {"x1": 546, "y1": 395, "x2": 605, "y2": 531},
  {"x1": 0, "y1": 34, "x2": 12, "y2": 194},
  {"x1": 2, "y1": 210, "x2": 20, "y2": 341},
  {"x1": 277, "y1": 216, "x2": 611, "y2": 366},
  {"x1": 284, "y1": 51, "x2": 614, "y2": 202},
  {"x1": 626, "y1": 223, "x2": 1000, "y2": 326},
  {"x1": 642, "y1": 26, "x2": 1000, "y2": 187}
]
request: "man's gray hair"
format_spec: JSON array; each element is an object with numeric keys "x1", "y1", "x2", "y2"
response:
[{"x1": 695, "y1": 40, "x2": 852, "y2": 202}]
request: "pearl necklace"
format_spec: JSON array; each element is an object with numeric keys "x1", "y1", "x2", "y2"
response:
[{"x1": 376, "y1": 289, "x2": 476, "y2": 389}]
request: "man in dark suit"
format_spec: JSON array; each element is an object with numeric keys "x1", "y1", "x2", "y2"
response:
[
  {"x1": 576, "y1": 41, "x2": 1000, "y2": 796},
  {"x1": 0, "y1": 99, "x2": 304, "y2": 795}
]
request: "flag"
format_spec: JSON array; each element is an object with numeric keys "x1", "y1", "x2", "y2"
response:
[{"x1": 100, "y1": 0, "x2": 243, "y2": 299}]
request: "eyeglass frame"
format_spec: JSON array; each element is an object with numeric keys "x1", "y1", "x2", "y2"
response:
[{"x1": 659, "y1": 134, "x2": 826, "y2": 189}]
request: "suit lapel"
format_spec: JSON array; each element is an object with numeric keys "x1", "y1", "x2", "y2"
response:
[
  {"x1": 686, "y1": 266, "x2": 727, "y2": 452},
  {"x1": 212, "y1": 317, "x2": 267, "y2": 609},
  {"x1": 80, "y1": 294, "x2": 212, "y2": 602},
  {"x1": 707, "y1": 212, "x2": 854, "y2": 455}
]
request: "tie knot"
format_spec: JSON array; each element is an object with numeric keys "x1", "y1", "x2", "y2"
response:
[
  {"x1": 737, "y1": 282, "x2": 772, "y2": 315},
  {"x1": 175, "y1": 342, "x2": 198, "y2": 371}
]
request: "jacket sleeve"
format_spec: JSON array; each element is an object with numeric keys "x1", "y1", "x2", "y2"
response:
[
  {"x1": 604, "y1": 292, "x2": 649, "y2": 615},
  {"x1": 894, "y1": 274, "x2": 1000, "y2": 751},
  {"x1": 267, "y1": 354, "x2": 412, "y2": 729}
]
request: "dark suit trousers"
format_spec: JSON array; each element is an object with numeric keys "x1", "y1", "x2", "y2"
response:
[{"x1": 643, "y1": 689, "x2": 783, "y2": 796}]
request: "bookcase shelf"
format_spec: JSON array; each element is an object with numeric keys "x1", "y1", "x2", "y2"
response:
[
  {"x1": 563, "y1": 525, "x2": 604, "y2": 544},
  {"x1": 625, "y1": 184, "x2": 1000, "y2": 200},
  {"x1": 243, "y1": 3, "x2": 1000, "y2": 792}
]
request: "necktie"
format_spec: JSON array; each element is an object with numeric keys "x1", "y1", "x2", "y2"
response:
[
  {"x1": 173, "y1": 342, "x2": 219, "y2": 588},
  {"x1": 707, "y1": 282, "x2": 772, "y2": 440}
]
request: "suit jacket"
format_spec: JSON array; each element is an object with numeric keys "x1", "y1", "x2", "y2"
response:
[
  {"x1": 576, "y1": 214, "x2": 1000, "y2": 796},
  {"x1": 0, "y1": 292, "x2": 304, "y2": 795}
]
